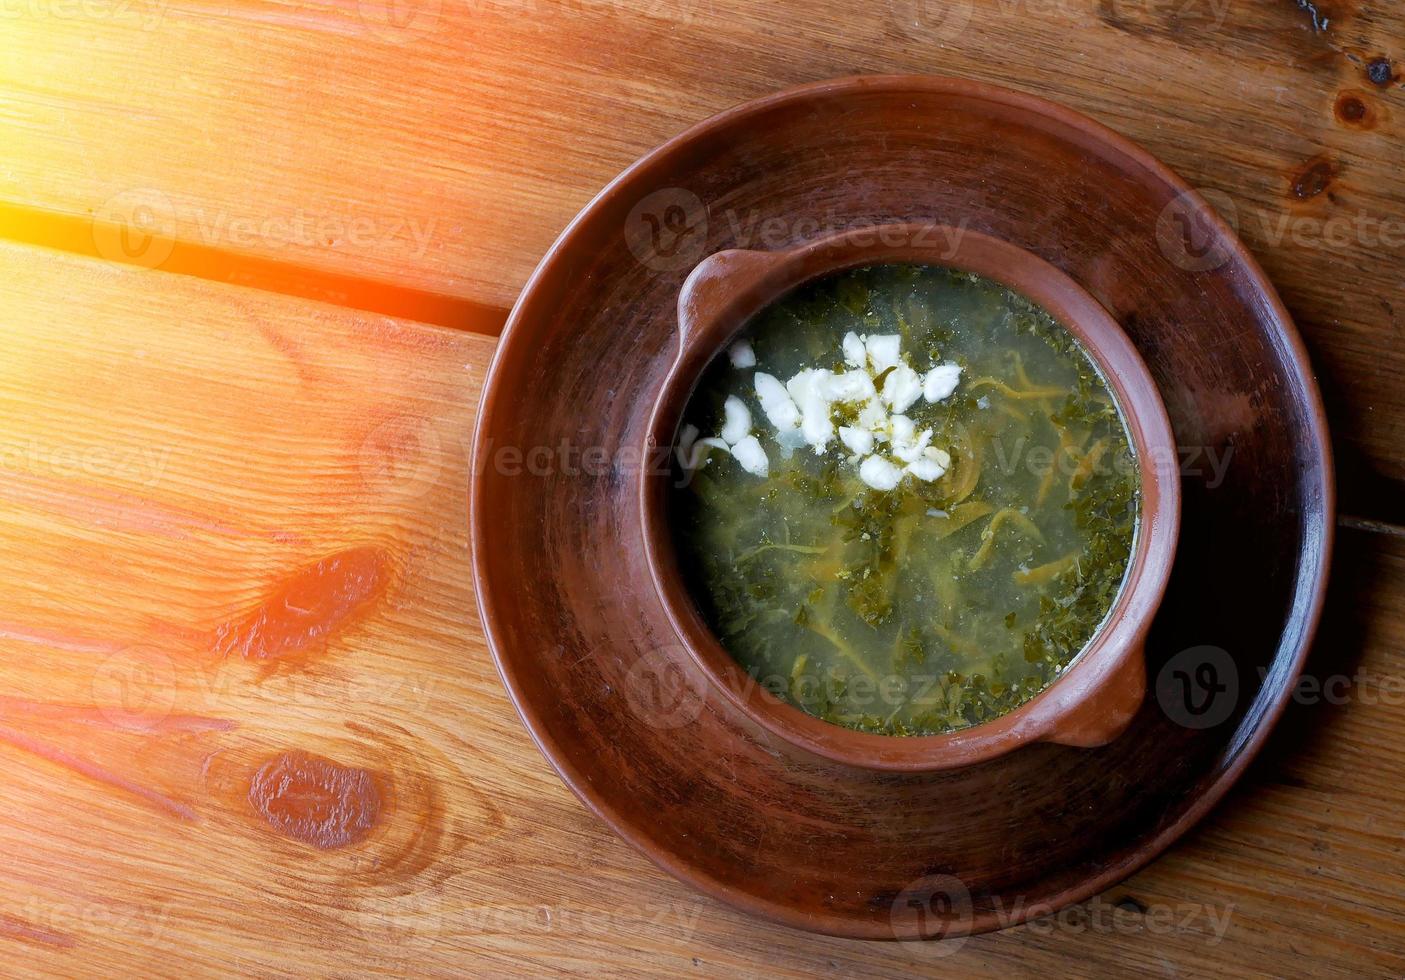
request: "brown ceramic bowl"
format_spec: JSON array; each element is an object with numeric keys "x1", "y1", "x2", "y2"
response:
[
  {"x1": 471, "y1": 75, "x2": 1334, "y2": 940},
  {"x1": 640, "y1": 223, "x2": 1181, "y2": 771}
]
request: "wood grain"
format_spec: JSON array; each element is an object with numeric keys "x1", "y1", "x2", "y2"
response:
[
  {"x1": 3, "y1": 0, "x2": 1404, "y2": 509},
  {"x1": 0, "y1": 242, "x2": 1398, "y2": 975},
  {"x1": 0, "y1": 0, "x2": 1403, "y2": 972}
]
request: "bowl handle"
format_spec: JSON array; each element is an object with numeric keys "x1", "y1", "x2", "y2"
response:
[
  {"x1": 1040, "y1": 640, "x2": 1147, "y2": 748},
  {"x1": 675, "y1": 248, "x2": 790, "y2": 361}
]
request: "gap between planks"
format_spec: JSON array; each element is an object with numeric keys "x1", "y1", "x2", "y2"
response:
[{"x1": 0, "y1": 200, "x2": 508, "y2": 336}]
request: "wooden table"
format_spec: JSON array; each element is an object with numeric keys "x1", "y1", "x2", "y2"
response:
[{"x1": 2, "y1": 0, "x2": 1403, "y2": 974}]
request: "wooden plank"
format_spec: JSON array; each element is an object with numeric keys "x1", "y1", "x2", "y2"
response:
[
  {"x1": 2, "y1": 0, "x2": 1395, "y2": 306},
  {"x1": 2, "y1": 0, "x2": 1403, "y2": 508},
  {"x1": 0, "y1": 240, "x2": 1402, "y2": 974}
]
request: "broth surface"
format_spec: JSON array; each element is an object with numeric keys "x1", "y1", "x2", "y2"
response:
[{"x1": 672, "y1": 264, "x2": 1139, "y2": 735}]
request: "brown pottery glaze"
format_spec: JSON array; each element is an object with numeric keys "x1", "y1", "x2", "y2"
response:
[
  {"x1": 470, "y1": 76, "x2": 1334, "y2": 940},
  {"x1": 639, "y1": 225, "x2": 1181, "y2": 771}
]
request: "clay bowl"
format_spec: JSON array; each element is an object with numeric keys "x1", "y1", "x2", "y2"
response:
[
  {"x1": 639, "y1": 223, "x2": 1181, "y2": 771},
  {"x1": 471, "y1": 75, "x2": 1334, "y2": 940}
]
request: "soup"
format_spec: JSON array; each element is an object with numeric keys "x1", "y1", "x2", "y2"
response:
[{"x1": 670, "y1": 264, "x2": 1140, "y2": 736}]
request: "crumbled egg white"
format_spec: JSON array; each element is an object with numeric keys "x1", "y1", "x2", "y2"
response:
[
  {"x1": 825, "y1": 371, "x2": 876, "y2": 402},
  {"x1": 754, "y1": 372, "x2": 800, "y2": 431},
  {"x1": 906, "y1": 450, "x2": 950, "y2": 482},
  {"x1": 880, "y1": 363, "x2": 924, "y2": 413},
  {"x1": 720, "y1": 395, "x2": 752, "y2": 445},
  {"x1": 837, "y1": 425, "x2": 874, "y2": 457},
  {"x1": 678, "y1": 423, "x2": 699, "y2": 455},
  {"x1": 923, "y1": 362, "x2": 962, "y2": 402},
  {"x1": 842, "y1": 331, "x2": 867, "y2": 368},
  {"x1": 727, "y1": 339, "x2": 756, "y2": 369},
  {"x1": 730, "y1": 435, "x2": 768, "y2": 476},
  {"x1": 864, "y1": 334, "x2": 902, "y2": 373},
  {"x1": 890, "y1": 414, "x2": 916, "y2": 445},
  {"x1": 679, "y1": 394, "x2": 768, "y2": 476},
  {"x1": 682, "y1": 435, "x2": 730, "y2": 470},
  {"x1": 858, "y1": 455, "x2": 904, "y2": 491},
  {"x1": 684, "y1": 330, "x2": 965, "y2": 490}
]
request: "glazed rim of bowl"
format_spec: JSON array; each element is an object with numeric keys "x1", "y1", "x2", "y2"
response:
[{"x1": 640, "y1": 222, "x2": 1182, "y2": 771}]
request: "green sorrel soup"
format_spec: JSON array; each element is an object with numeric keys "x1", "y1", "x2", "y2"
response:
[{"x1": 670, "y1": 264, "x2": 1141, "y2": 735}]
